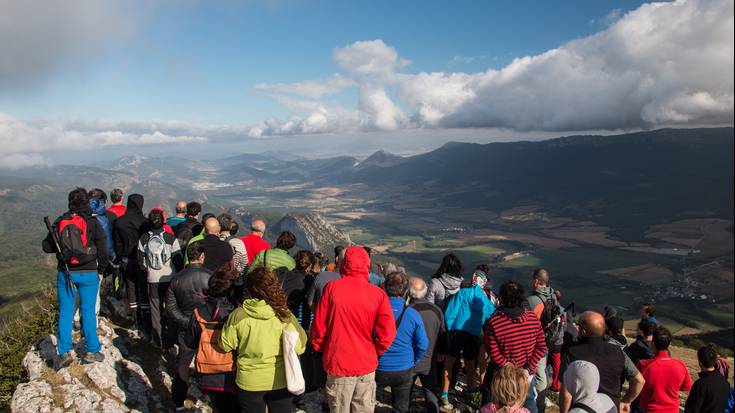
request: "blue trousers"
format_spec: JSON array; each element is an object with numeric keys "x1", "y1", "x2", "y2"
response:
[{"x1": 57, "y1": 271, "x2": 101, "y2": 355}]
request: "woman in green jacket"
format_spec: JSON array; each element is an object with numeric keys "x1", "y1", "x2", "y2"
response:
[{"x1": 220, "y1": 266, "x2": 308, "y2": 413}]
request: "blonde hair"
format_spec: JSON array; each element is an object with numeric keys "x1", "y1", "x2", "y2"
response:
[{"x1": 491, "y1": 364, "x2": 528, "y2": 410}]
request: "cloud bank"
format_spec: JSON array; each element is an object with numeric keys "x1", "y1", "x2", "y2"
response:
[{"x1": 253, "y1": 0, "x2": 734, "y2": 135}]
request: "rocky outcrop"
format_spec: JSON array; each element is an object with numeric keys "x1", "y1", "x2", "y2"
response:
[
  {"x1": 11, "y1": 296, "x2": 214, "y2": 413},
  {"x1": 272, "y1": 213, "x2": 352, "y2": 253}
]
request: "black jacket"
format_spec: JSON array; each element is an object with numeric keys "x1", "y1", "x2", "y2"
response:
[
  {"x1": 165, "y1": 263, "x2": 213, "y2": 329},
  {"x1": 174, "y1": 217, "x2": 203, "y2": 248},
  {"x1": 113, "y1": 194, "x2": 148, "y2": 263},
  {"x1": 201, "y1": 235, "x2": 234, "y2": 272},
  {"x1": 184, "y1": 296, "x2": 237, "y2": 391},
  {"x1": 685, "y1": 370, "x2": 730, "y2": 413},
  {"x1": 625, "y1": 336, "x2": 655, "y2": 366},
  {"x1": 42, "y1": 205, "x2": 109, "y2": 273},
  {"x1": 411, "y1": 298, "x2": 445, "y2": 375}
]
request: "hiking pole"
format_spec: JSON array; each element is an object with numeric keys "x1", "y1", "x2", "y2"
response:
[{"x1": 44, "y1": 216, "x2": 73, "y2": 294}]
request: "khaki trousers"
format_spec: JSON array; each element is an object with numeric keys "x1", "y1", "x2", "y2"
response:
[{"x1": 325, "y1": 372, "x2": 376, "y2": 413}]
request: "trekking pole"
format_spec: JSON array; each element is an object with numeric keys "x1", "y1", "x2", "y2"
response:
[{"x1": 44, "y1": 216, "x2": 73, "y2": 294}]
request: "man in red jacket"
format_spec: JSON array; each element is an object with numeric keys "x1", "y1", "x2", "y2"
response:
[
  {"x1": 311, "y1": 246, "x2": 397, "y2": 413},
  {"x1": 240, "y1": 218, "x2": 271, "y2": 262},
  {"x1": 637, "y1": 327, "x2": 692, "y2": 413}
]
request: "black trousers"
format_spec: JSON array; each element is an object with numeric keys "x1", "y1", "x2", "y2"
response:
[
  {"x1": 376, "y1": 369, "x2": 414, "y2": 413},
  {"x1": 171, "y1": 334, "x2": 196, "y2": 408},
  {"x1": 148, "y1": 281, "x2": 170, "y2": 348},
  {"x1": 125, "y1": 264, "x2": 150, "y2": 334},
  {"x1": 415, "y1": 373, "x2": 440, "y2": 413},
  {"x1": 237, "y1": 387, "x2": 292, "y2": 413}
]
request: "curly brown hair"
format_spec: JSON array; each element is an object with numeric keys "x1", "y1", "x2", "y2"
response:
[{"x1": 246, "y1": 266, "x2": 291, "y2": 321}]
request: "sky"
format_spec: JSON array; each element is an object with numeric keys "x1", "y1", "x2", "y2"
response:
[{"x1": 0, "y1": 0, "x2": 733, "y2": 168}]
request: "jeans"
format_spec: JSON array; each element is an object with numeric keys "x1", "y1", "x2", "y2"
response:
[
  {"x1": 376, "y1": 369, "x2": 414, "y2": 413},
  {"x1": 236, "y1": 387, "x2": 292, "y2": 413},
  {"x1": 524, "y1": 376, "x2": 538, "y2": 413},
  {"x1": 57, "y1": 271, "x2": 101, "y2": 355}
]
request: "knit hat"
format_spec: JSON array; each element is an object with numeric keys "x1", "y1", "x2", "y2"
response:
[{"x1": 201, "y1": 234, "x2": 234, "y2": 272}]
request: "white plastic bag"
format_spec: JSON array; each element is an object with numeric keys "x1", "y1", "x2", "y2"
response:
[{"x1": 282, "y1": 324, "x2": 305, "y2": 395}]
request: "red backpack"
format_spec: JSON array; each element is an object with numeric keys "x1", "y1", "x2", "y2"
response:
[{"x1": 57, "y1": 214, "x2": 97, "y2": 266}]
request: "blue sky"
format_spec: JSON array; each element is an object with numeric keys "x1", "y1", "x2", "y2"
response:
[
  {"x1": 2, "y1": 0, "x2": 647, "y2": 124},
  {"x1": 0, "y1": 0, "x2": 732, "y2": 167}
]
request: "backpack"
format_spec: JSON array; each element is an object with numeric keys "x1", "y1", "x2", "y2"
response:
[
  {"x1": 145, "y1": 231, "x2": 171, "y2": 270},
  {"x1": 57, "y1": 214, "x2": 97, "y2": 266},
  {"x1": 535, "y1": 291, "x2": 565, "y2": 347},
  {"x1": 194, "y1": 307, "x2": 236, "y2": 374}
]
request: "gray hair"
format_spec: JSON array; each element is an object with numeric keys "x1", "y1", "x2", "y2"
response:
[{"x1": 409, "y1": 277, "x2": 428, "y2": 299}]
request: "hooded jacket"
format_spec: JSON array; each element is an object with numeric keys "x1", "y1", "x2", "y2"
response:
[
  {"x1": 89, "y1": 197, "x2": 115, "y2": 260},
  {"x1": 563, "y1": 360, "x2": 617, "y2": 413},
  {"x1": 445, "y1": 284, "x2": 495, "y2": 336},
  {"x1": 527, "y1": 286, "x2": 555, "y2": 320},
  {"x1": 113, "y1": 194, "x2": 148, "y2": 263},
  {"x1": 310, "y1": 246, "x2": 397, "y2": 377},
  {"x1": 165, "y1": 263, "x2": 213, "y2": 329},
  {"x1": 426, "y1": 273, "x2": 463, "y2": 308},
  {"x1": 42, "y1": 204, "x2": 109, "y2": 273},
  {"x1": 485, "y1": 307, "x2": 546, "y2": 374},
  {"x1": 219, "y1": 298, "x2": 307, "y2": 392}
]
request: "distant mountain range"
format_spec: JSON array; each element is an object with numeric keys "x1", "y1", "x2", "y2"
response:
[{"x1": 3, "y1": 126, "x2": 733, "y2": 237}]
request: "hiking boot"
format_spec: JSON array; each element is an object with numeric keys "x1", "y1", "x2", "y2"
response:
[
  {"x1": 56, "y1": 352, "x2": 74, "y2": 370},
  {"x1": 83, "y1": 352, "x2": 105, "y2": 364}
]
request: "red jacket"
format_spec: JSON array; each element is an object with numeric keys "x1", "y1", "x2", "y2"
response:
[
  {"x1": 638, "y1": 350, "x2": 692, "y2": 413},
  {"x1": 241, "y1": 234, "x2": 271, "y2": 264},
  {"x1": 108, "y1": 204, "x2": 126, "y2": 218},
  {"x1": 311, "y1": 246, "x2": 396, "y2": 376}
]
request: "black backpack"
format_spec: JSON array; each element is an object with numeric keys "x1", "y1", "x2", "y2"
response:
[{"x1": 535, "y1": 291, "x2": 564, "y2": 347}]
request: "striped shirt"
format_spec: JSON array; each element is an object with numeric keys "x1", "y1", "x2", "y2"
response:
[{"x1": 484, "y1": 307, "x2": 547, "y2": 374}]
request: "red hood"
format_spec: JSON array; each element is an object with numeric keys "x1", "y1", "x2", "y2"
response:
[
  {"x1": 151, "y1": 206, "x2": 166, "y2": 223},
  {"x1": 340, "y1": 246, "x2": 370, "y2": 281}
]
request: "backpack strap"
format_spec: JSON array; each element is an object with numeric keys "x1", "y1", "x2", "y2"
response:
[
  {"x1": 570, "y1": 402, "x2": 596, "y2": 413},
  {"x1": 395, "y1": 304, "x2": 409, "y2": 329}
]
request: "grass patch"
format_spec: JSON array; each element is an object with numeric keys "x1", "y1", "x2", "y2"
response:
[{"x1": 0, "y1": 287, "x2": 57, "y2": 411}]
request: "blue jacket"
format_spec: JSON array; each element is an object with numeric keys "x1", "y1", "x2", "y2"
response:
[
  {"x1": 444, "y1": 285, "x2": 495, "y2": 336},
  {"x1": 89, "y1": 198, "x2": 115, "y2": 260},
  {"x1": 378, "y1": 297, "x2": 429, "y2": 372}
]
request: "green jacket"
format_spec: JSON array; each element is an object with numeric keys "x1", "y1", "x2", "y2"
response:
[
  {"x1": 219, "y1": 298, "x2": 307, "y2": 391},
  {"x1": 247, "y1": 248, "x2": 295, "y2": 273}
]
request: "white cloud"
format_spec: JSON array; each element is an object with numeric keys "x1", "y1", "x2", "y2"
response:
[
  {"x1": 0, "y1": 113, "x2": 207, "y2": 168},
  {"x1": 253, "y1": 74, "x2": 354, "y2": 100},
  {"x1": 0, "y1": 0, "x2": 136, "y2": 93},
  {"x1": 333, "y1": 40, "x2": 410, "y2": 80},
  {"x1": 253, "y1": 0, "x2": 733, "y2": 134}
]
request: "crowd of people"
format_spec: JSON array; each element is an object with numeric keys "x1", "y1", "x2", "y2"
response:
[{"x1": 43, "y1": 187, "x2": 733, "y2": 413}]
